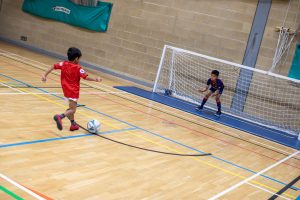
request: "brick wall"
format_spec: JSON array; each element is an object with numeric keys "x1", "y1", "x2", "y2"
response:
[{"x1": 0, "y1": 0, "x2": 257, "y2": 83}]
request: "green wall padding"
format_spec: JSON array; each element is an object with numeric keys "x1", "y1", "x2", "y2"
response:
[
  {"x1": 22, "y1": 0, "x2": 113, "y2": 32},
  {"x1": 288, "y1": 44, "x2": 300, "y2": 80}
]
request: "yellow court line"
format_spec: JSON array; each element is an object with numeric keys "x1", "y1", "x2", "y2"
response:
[
  {"x1": 0, "y1": 80, "x2": 296, "y2": 199},
  {"x1": 0, "y1": 79, "x2": 10, "y2": 84}
]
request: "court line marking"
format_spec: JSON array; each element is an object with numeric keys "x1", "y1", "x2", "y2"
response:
[
  {"x1": 0, "y1": 79, "x2": 25, "y2": 94},
  {"x1": 18, "y1": 183, "x2": 53, "y2": 200},
  {"x1": 156, "y1": 90, "x2": 296, "y2": 138},
  {"x1": 247, "y1": 183, "x2": 291, "y2": 200},
  {"x1": 0, "y1": 185, "x2": 24, "y2": 200},
  {"x1": 0, "y1": 78, "x2": 134, "y2": 132},
  {"x1": 0, "y1": 53, "x2": 15, "y2": 56},
  {"x1": 12, "y1": 56, "x2": 298, "y2": 157},
  {"x1": 0, "y1": 74, "x2": 299, "y2": 196},
  {"x1": 1, "y1": 52, "x2": 298, "y2": 161},
  {"x1": 84, "y1": 90, "x2": 300, "y2": 157},
  {"x1": 2, "y1": 55, "x2": 300, "y2": 194},
  {"x1": 97, "y1": 89, "x2": 300, "y2": 155},
  {"x1": 86, "y1": 88, "x2": 300, "y2": 166},
  {"x1": 0, "y1": 76, "x2": 214, "y2": 160},
  {"x1": 268, "y1": 176, "x2": 300, "y2": 200},
  {"x1": 0, "y1": 128, "x2": 138, "y2": 149},
  {"x1": 0, "y1": 74, "x2": 298, "y2": 197},
  {"x1": 0, "y1": 92, "x2": 128, "y2": 95},
  {"x1": 208, "y1": 151, "x2": 300, "y2": 200},
  {"x1": 0, "y1": 173, "x2": 47, "y2": 200},
  {"x1": 1, "y1": 50, "x2": 297, "y2": 158}
]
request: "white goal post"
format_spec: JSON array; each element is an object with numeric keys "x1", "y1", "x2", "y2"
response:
[{"x1": 153, "y1": 45, "x2": 300, "y2": 136}]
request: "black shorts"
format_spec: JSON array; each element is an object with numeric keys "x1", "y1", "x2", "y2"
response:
[{"x1": 209, "y1": 87, "x2": 223, "y2": 94}]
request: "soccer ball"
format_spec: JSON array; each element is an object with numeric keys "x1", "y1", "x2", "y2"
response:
[{"x1": 87, "y1": 119, "x2": 101, "y2": 133}]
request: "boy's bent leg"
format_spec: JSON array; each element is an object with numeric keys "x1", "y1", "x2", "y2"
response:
[
  {"x1": 65, "y1": 100, "x2": 79, "y2": 131},
  {"x1": 197, "y1": 91, "x2": 212, "y2": 110},
  {"x1": 53, "y1": 100, "x2": 76, "y2": 131},
  {"x1": 64, "y1": 100, "x2": 77, "y2": 119},
  {"x1": 215, "y1": 94, "x2": 222, "y2": 116}
]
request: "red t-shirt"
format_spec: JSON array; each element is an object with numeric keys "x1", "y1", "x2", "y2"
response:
[{"x1": 54, "y1": 61, "x2": 88, "y2": 99}]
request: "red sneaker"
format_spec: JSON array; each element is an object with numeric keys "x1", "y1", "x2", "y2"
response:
[
  {"x1": 70, "y1": 124, "x2": 79, "y2": 131},
  {"x1": 53, "y1": 114, "x2": 63, "y2": 130}
]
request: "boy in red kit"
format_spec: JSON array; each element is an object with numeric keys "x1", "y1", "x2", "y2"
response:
[{"x1": 42, "y1": 47, "x2": 101, "y2": 131}]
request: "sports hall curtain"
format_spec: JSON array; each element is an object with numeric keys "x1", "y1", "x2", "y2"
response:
[
  {"x1": 288, "y1": 44, "x2": 300, "y2": 80},
  {"x1": 22, "y1": 0, "x2": 113, "y2": 32}
]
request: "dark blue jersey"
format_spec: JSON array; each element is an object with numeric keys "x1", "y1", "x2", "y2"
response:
[{"x1": 207, "y1": 78, "x2": 224, "y2": 94}]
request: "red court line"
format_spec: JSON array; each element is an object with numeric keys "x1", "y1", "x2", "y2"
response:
[
  {"x1": 6, "y1": 59, "x2": 300, "y2": 170},
  {"x1": 0, "y1": 175, "x2": 53, "y2": 200},
  {"x1": 19, "y1": 183, "x2": 53, "y2": 200}
]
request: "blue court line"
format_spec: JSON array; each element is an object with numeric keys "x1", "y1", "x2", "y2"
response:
[
  {"x1": 0, "y1": 73, "x2": 299, "y2": 191},
  {"x1": 0, "y1": 127, "x2": 138, "y2": 149}
]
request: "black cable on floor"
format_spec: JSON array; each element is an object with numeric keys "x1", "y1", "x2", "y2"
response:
[{"x1": 78, "y1": 124, "x2": 212, "y2": 157}]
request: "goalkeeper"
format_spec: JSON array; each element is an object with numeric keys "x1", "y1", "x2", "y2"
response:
[{"x1": 196, "y1": 70, "x2": 224, "y2": 116}]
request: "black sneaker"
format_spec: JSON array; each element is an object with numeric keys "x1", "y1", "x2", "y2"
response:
[
  {"x1": 196, "y1": 106, "x2": 203, "y2": 111},
  {"x1": 215, "y1": 111, "x2": 221, "y2": 117},
  {"x1": 53, "y1": 114, "x2": 63, "y2": 130}
]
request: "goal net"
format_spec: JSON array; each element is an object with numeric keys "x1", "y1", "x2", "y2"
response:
[{"x1": 153, "y1": 45, "x2": 300, "y2": 136}]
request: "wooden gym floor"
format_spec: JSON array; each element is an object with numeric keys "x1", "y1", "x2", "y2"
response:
[{"x1": 0, "y1": 41, "x2": 299, "y2": 200}]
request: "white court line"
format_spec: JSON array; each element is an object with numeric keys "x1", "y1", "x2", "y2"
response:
[
  {"x1": 0, "y1": 91, "x2": 128, "y2": 95},
  {"x1": 0, "y1": 53, "x2": 15, "y2": 56},
  {"x1": 249, "y1": 139, "x2": 300, "y2": 160},
  {"x1": 1, "y1": 50, "x2": 297, "y2": 157},
  {"x1": 0, "y1": 81, "x2": 26, "y2": 94},
  {"x1": 246, "y1": 182, "x2": 291, "y2": 200},
  {"x1": 0, "y1": 173, "x2": 46, "y2": 200},
  {"x1": 208, "y1": 151, "x2": 300, "y2": 200}
]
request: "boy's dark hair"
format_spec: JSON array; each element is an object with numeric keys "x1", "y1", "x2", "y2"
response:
[
  {"x1": 67, "y1": 47, "x2": 82, "y2": 61},
  {"x1": 211, "y1": 70, "x2": 219, "y2": 77}
]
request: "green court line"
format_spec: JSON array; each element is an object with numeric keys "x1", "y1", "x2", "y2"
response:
[{"x1": 0, "y1": 185, "x2": 24, "y2": 200}]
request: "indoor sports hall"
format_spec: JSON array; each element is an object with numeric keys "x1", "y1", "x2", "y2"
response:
[{"x1": 0, "y1": 0, "x2": 300, "y2": 199}]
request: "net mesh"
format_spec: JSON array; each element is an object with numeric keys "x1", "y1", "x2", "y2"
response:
[
  {"x1": 70, "y1": 0, "x2": 99, "y2": 6},
  {"x1": 153, "y1": 46, "x2": 300, "y2": 136}
]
